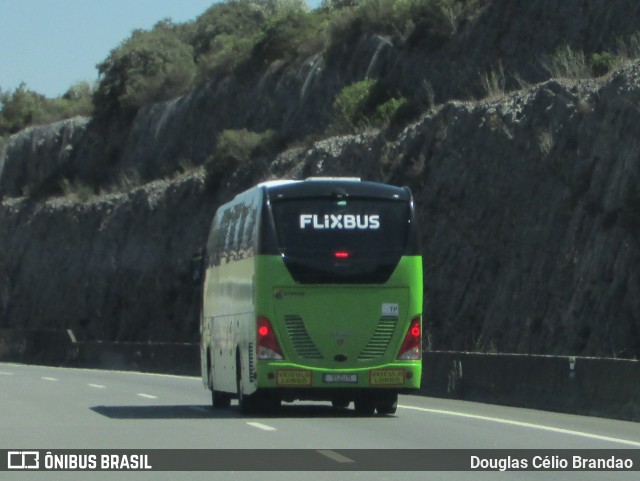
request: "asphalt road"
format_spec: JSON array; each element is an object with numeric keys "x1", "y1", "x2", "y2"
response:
[{"x1": 1, "y1": 362, "x2": 638, "y2": 480}]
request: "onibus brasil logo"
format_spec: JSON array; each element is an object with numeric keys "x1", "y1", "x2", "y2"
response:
[{"x1": 8, "y1": 451, "x2": 39, "y2": 469}]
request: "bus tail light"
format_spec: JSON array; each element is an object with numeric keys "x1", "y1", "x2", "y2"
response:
[
  {"x1": 257, "y1": 317, "x2": 284, "y2": 360},
  {"x1": 397, "y1": 316, "x2": 422, "y2": 360}
]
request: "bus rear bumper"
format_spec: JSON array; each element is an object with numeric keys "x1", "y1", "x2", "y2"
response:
[{"x1": 255, "y1": 361, "x2": 421, "y2": 392}]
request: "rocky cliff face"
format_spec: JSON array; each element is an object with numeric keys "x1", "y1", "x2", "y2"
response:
[
  {"x1": 0, "y1": 118, "x2": 89, "y2": 198},
  {"x1": 0, "y1": 174, "x2": 213, "y2": 341},
  {"x1": 0, "y1": 1, "x2": 639, "y2": 357}
]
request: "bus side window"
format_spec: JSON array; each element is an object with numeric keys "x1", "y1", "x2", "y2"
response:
[
  {"x1": 231, "y1": 204, "x2": 244, "y2": 262},
  {"x1": 239, "y1": 203, "x2": 256, "y2": 260},
  {"x1": 207, "y1": 214, "x2": 224, "y2": 267},
  {"x1": 213, "y1": 224, "x2": 224, "y2": 267},
  {"x1": 243, "y1": 204, "x2": 257, "y2": 259},
  {"x1": 235, "y1": 204, "x2": 248, "y2": 261},
  {"x1": 221, "y1": 209, "x2": 235, "y2": 264}
]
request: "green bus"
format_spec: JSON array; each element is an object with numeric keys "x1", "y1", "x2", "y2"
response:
[{"x1": 200, "y1": 178, "x2": 423, "y2": 415}]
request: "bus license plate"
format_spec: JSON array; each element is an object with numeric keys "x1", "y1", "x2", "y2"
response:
[
  {"x1": 323, "y1": 374, "x2": 358, "y2": 384},
  {"x1": 370, "y1": 369, "x2": 405, "y2": 385},
  {"x1": 277, "y1": 370, "x2": 312, "y2": 386}
]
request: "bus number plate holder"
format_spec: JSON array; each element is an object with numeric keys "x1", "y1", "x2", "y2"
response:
[{"x1": 323, "y1": 374, "x2": 358, "y2": 384}]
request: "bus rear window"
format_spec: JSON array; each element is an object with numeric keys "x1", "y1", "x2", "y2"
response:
[{"x1": 271, "y1": 198, "x2": 411, "y2": 284}]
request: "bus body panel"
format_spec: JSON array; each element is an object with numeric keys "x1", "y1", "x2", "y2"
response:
[
  {"x1": 205, "y1": 257, "x2": 255, "y2": 394},
  {"x1": 253, "y1": 255, "x2": 422, "y2": 392},
  {"x1": 201, "y1": 186, "x2": 262, "y2": 394}
]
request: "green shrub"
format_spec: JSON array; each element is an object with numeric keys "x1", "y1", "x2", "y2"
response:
[
  {"x1": 538, "y1": 130, "x2": 553, "y2": 158},
  {"x1": 332, "y1": 78, "x2": 425, "y2": 133},
  {"x1": 0, "y1": 84, "x2": 46, "y2": 134},
  {"x1": 617, "y1": 32, "x2": 640, "y2": 60},
  {"x1": 332, "y1": 78, "x2": 381, "y2": 131},
  {"x1": 327, "y1": 0, "x2": 407, "y2": 42},
  {"x1": 0, "y1": 82, "x2": 93, "y2": 137},
  {"x1": 320, "y1": 0, "x2": 360, "y2": 10},
  {"x1": 480, "y1": 61, "x2": 506, "y2": 98},
  {"x1": 406, "y1": 0, "x2": 462, "y2": 41},
  {"x1": 375, "y1": 97, "x2": 408, "y2": 125},
  {"x1": 205, "y1": 129, "x2": 280, "y2": 181},
  {"x1": 188, "y1": 1, "x2": 268, "y2": 80},
  {"x1": 197, "y1": 34, "x2": 256, "y2": 79},
  {"x1": 543, "y1": 45, "x2": 590, "y2": 79},
  {"x1": 41, "y1": 82, "x2": 94, "y2": 123},
  {"x1": 589, "y1": 52, "x2": 620, "y2": 77},
  {"x1": 189, "y1": 1, "x2": 266, "y2": 54},
  {"x1": 59, "y1": 178, "x2": 94, "y2": 202},
  {"x1": 326, "y1": 0, "x2": 475, "y2": 49},
  {"x1": 250, "y1": 5, "x2": 323, "y2": 67}
]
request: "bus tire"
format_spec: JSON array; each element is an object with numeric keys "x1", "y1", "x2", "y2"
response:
[
  {"x1": 354, "y1": 397, "x2": 375, "y2": 416},
  {"x1": 208, "y1": 353, "x2": 231, "y2": 409},
  {"x1": 260, "y1": 392, "x2": 281, "y2": 413},
  {"x1": 375, "y1": 392, "x2": 398, "y2": 415},
  {"x1": 236, "y1": 352, "x2": 254, "y2": 414},
  {"x1": 212, "y1": 389, "x2": 231, "y2": 409}
]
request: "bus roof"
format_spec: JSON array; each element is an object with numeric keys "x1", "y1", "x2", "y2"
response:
[
  {"x1": 264, "y1": 178, "x2": 411, "y2": 201},
  {"x1": 257, "y1": 177, "x2": 360, "y2": 190},
  {"x1": 257, "y1": 179, "x2": 300, "y2": 189}
]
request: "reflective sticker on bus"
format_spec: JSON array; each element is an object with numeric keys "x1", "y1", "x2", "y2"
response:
[
  {"x1": 299, "y1": 214, "x2": 380, "y2": 230},
  {"x1": 382, "y1": 303, "x2": 399, "y2": 317}
]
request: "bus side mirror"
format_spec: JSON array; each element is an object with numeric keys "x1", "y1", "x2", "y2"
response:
[{"x1": 191, "y1": 250, "x2": 204, "y2": 285}]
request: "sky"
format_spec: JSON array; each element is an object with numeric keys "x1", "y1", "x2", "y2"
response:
[{"x1": 0, "y1": 0, "x2": 323, "y2": 98}]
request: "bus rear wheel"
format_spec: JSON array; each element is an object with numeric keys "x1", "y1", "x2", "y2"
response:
[
  {"x1": 375, "y1": 392, "x2": 398, "y2": 415},
  {"x1": 212, "y1": 389, "x2": 231, "y2": 409},
  {"x1": 236, "y1": 355, "x2": 251, "y2": 414},
  {"x1": 209, "y1": 360, "x2": 231, "y2": 409},
  {"x1": 236, "y1": 352, "x2": 264, "y2": 414},
  {"x1": 354, "y1": 397, "x2": 375, "y2": 416}
]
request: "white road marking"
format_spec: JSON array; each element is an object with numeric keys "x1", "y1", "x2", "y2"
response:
[
  {"x1": 88, "y1": 384, "x2": 106, "y2": 389},
  {"x1": 316, "y1": 450, "x2": 355, "y2": 464},
  {"x1": 0, "y1": 371, "x2": 13, "y2": 375},
  {"x1": 41, "y1": 377, "x2": 58, "y2": 381},
  {"x1": 246, "y1": 422, "x2": 277, "y2": 431},
  {"x1": 137, "y1": 393, "x2": 158, "y2": 399},
  {"x1": 398, "y1": 404, "x2": 640, "y2": 447}
]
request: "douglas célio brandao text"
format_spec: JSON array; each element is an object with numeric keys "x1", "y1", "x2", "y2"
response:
[{"x1": 470, "y1": 454, "x2": 634, "y2": 471}]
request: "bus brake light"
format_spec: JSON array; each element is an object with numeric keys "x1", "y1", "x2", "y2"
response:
[
  {"x1": 257, "y1": 317, "x2": 284, "y2": 360},
  {"x1": 397, "y1": 316, "x2": 422, "y2": 360}
]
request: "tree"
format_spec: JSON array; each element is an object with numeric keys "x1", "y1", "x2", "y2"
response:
[
  {"x1": 0, "y1": 83, "x2": 46, "y2": 135},
  {"x1": 93, "y1": 21, "x2": 197, "y2": 118}
]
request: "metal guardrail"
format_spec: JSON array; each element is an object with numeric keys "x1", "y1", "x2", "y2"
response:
[
  {"x1": 1, "y1": 329, "x2": 638, "y2": 422},
  {"x1": 420, "y1": 351, "x2": 640, "y2": 422},
  {"x1": 0, "y1": 329, "x2": 197, "y2": 375}
]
